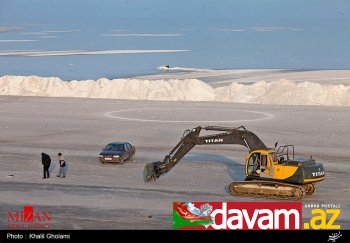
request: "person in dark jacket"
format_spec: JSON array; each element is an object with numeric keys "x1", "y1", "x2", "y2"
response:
[{"x1": 41, "y1": 153, "x2": 51, "y2": 179}]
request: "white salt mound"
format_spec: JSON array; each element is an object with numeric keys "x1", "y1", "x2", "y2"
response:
[{"x1": 0, "y1": 75, "x2": 349, "y2": 106}]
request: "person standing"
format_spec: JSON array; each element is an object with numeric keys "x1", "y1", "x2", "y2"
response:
[
  {"x1": 57, "y1": 152, "x2": 67, "y2": 178},
  {"x1": 41, "y1": 153, "x2": 51, "y2": 179}
]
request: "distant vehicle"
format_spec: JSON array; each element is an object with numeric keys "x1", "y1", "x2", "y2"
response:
[
  {"x1": 158, "y1": 64, "x2": 170, "y2": 70},
  {"x1": 98, "y1": 142, "x2": 135, "y2": 164}
]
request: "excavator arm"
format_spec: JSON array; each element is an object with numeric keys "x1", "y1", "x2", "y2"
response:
[{"x1": 143, "y1": 126, "x2": 267, "y2": 182}]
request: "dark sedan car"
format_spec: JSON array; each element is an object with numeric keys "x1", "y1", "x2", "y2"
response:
[{"x1": 98, "y1": 142, "x2": 135, "y2": 164}]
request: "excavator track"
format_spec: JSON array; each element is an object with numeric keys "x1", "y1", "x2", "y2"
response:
[
  {"x1": 303, "y1": 183, "x2": 316, "y2": 195},
  {"x1": 229, "y1": 180, "x2": 306, "y2": 200}
]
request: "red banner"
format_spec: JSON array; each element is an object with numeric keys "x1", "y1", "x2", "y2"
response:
[{"x1": 173, "y1": 202, "x2": 302, "y2": 230}]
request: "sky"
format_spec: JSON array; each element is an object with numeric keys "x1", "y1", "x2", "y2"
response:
[{"x1": 0, "y1": 0, "x2": 349, "y2": 79}]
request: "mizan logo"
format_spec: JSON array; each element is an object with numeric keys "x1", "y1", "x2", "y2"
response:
[{"x1": 8, "y1": 206, "x2": 52, "y2": 229}]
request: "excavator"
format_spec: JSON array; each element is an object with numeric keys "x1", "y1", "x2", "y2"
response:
[{"x1": 143, "y1": 126, "x2": 325, "y2": 200}]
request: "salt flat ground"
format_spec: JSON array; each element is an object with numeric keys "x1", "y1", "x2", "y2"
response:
[{"x1": 0, "y1": 95, "x2": 349, "y2": 229}]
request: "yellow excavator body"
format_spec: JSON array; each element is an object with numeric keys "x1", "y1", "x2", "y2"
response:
[{"x1": 144, "y1": 126, "x2": 325, "y2": 200}]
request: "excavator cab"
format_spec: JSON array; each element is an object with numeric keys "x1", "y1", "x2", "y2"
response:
[
  {"x1": 245, "y1": 145, "x2": 295, "y2": 178},
  {"x1": 245, "y1": 150, "x2": 274, "y2": 178}
]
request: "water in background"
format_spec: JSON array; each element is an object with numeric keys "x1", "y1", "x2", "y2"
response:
[{"x1": 0, "y1": 0, "x2": 349, "y2": 80}]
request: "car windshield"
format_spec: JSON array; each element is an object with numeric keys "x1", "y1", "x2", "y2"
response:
[{"x1": 105, "y1": 144, "x2": 124, "y2": 151}]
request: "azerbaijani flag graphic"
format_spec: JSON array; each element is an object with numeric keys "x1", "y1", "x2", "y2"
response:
[{"x1": 173, "y1": 202, "x2": 213, "y2": 229}]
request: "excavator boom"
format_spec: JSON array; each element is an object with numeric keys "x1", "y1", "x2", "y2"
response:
[{"x1": 143, "y1": 126, "x2": 267, "y2": 182}]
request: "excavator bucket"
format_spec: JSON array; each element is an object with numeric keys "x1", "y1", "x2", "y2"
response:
[{"x1": 143, "y1": 161, "x2": 163, "y2": 183}]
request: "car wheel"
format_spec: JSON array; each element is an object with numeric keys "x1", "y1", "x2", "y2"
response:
[
  {"x1": 120, "y1": 157, "x2": 124, "y2": 164},
  {"x1": 130, "y1": 153, "x2": 135, "y2": 162}
]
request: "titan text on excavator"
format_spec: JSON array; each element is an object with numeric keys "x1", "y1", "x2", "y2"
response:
[{"x1": 143, "y1": 126, "x2": 325, "y2": 200}]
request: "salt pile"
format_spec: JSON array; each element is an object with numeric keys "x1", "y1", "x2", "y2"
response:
[{"x1": 1, "y1": 75, "x2": 349, "y2": 106}]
